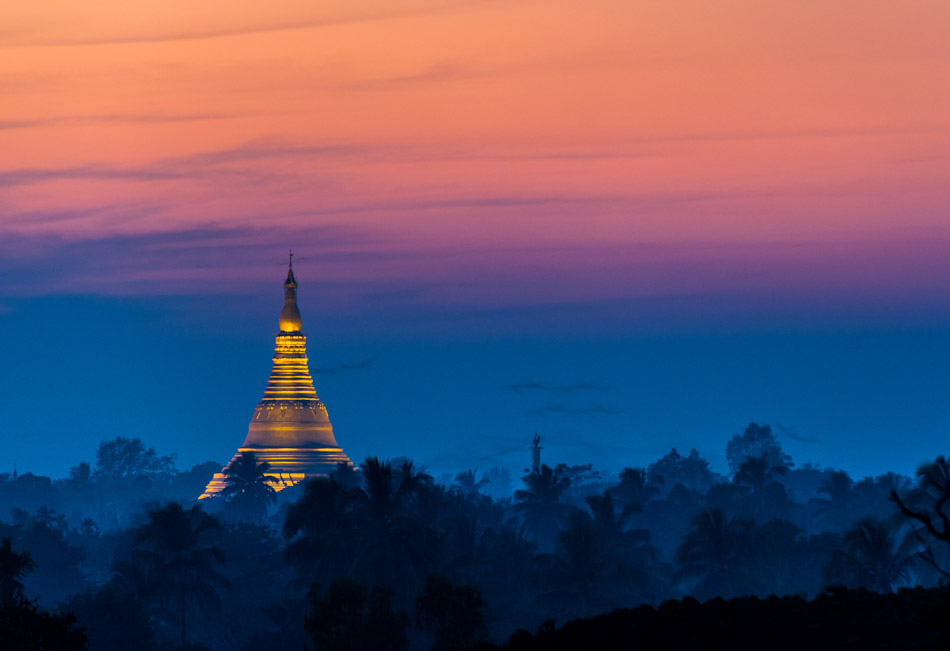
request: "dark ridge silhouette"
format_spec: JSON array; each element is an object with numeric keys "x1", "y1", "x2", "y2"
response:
[{"x1": 477, "y1": 587, "x2": 950, "y2": 651}]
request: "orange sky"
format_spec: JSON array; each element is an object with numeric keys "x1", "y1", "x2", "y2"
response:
[{"x1": 1, "y1": 0, "x2": 949, "y2": 309}]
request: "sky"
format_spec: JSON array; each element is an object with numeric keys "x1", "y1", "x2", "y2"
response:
[{"x1": 1, "y1": 1, "x2": 949, "y2": 481}]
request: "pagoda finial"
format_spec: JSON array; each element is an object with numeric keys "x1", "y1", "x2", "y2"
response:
[
  {"x1": 284, "y1": 250, "x2": 298, "y2": 289},
  {"x1": 279, "y1": 252, "x2": 302, "y2": 331}
]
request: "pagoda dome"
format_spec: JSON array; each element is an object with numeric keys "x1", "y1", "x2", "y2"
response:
[{"x1": 279, "y1": 302, "x2": 302, "y2": 332}]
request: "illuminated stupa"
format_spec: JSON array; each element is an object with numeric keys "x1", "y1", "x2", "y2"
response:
[{"x1": 200, "y1": 254, "x2": 353, "y2": 498}]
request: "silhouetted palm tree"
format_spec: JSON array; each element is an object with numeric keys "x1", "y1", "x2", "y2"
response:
[
  {"x1": 283, "y1": 476, "x2": 358, "y2": 590},
  {"x1": 132, "y1": 503, "x2": 230, "y2": 647},
  {"x1": 474, "y1": 525, "x2": 538, "y2": 604},
  {"x1": 222, "y1": 451, "x2": 278, "y2": 521},
  {"x1": 515, "y1": 464, "x2": 575, "y2": 550},
  {"x1": 453, "y1": 469, "x2": 490, "y2": 500},
  {"x1": 734, "y1": 453, "x2": 788, "y2": 491},
  {"x1": 331, "y1": 461, "x2": 361, "y2": 489},
  {"x1": 810, "y1": 470, "x2": 856, "y2": 531},
  {"x1": 0, "y1": 537, "x2": 35, "y2": 604},
  {"x1": 752, "y1": 518, "x2": 806, "y2": 594},
  {"x1": 615, "y1": 467, "x2": 662, "y2": 509},
  {"x1": 538, "y1": 491, "x2": 655, "y2": 612},
  {"x1": 675, "y1": 507, "x2": 760, "y2": 600},
  {"x1": 822, "y1": 517, "x2": 919, "y2": 592},
  {"x1": 349, "y1": 457, "x2": 436, "y2": 595}
]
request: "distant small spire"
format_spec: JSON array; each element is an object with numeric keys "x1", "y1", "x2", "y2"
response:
[
  {"x1": 530, "y1": 434, "x2": 542, "y2": 473},
  {"x1": 12, "y1": 462, "x2": 17, "y2": 482},
  {"x1": 289, "y1": 249, "x2": 293, "y2": 269}
]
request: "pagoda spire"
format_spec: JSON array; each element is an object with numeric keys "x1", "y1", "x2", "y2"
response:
[{"x1": 200, "y1": 259, "x2": 353, "y2": 499}]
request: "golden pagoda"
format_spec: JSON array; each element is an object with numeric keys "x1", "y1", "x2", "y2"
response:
[{"x1": 200, "y1": 254, "x2": 353, "y2": 498}]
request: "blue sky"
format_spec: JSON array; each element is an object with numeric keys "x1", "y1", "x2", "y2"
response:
[{"x1": 2, "y1": 285, "x2": 948, "y2": 482}]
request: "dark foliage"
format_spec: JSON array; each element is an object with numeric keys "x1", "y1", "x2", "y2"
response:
[
  {"x1": 416, "y1": 574, "x2": 490, "y2": 651},
  {"x1": 305, "y1": 578, "x2": 409, "y2": 651},
  {"x1": 64, "y1": 586, "x2": 155, "y2": 651},
  {"x1": 128, "y1": 503, "x2": 229, "y2": 647},
  {"x1": 0, "y1": 599, "x2": 88, "y2": 651},
  {"x1": 0, "y1": 538, "x2": 35, "y2": 605}
]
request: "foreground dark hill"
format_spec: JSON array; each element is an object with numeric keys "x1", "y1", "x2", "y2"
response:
[{"x1": 482, "y1": 587, "x2": 950, "y2": 651}]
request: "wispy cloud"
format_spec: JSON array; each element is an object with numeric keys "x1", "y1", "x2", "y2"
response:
[
  {"x1": 0, "y1": 113, "x2": 235, "y2": 131},
  {"x1": 312, "y1": 359, "x2": 374, "y2": 375},
  {"x1": 0, "y1": 224, "x2": 367, "y2": 295},
  {"x1": 624, "y1": 123, "x2": 950, "y2": 146},
  {"x1": 0, "y1": 1, "x2": 492, "y2": 49},
  {"x1": 0, "y1": 165, "x2": 189, "y2": 188},
  {"x1": 339, "y1": 61, "x2": 477, "y2": 90},
  {"x1": 526, "y1": 404, "x2": 623, "y2": 416},
  {"x1": 160, "y1": 142, "x2": 363, "y2": 168},
  {"x1": 0, "y1": 119, "x2": 47, "y2": 130},
  {"x1": 506, "y1": 379, "x2": 612, "y2": 393},
  {"x1": 774, "y1": 423, "x2": 820, "y2": 444}
]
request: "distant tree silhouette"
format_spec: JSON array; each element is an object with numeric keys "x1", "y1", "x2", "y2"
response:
[
  {"x1": 515, "y1": 465, "x2": 574, "y2": 550},
  {"x1": 0, "y1": 537, "x2": 35, "y2": 605},
  {"x1": 69, "y1": 462, "x2": 92, "y2": 482},
  {"x1": 822, "y1": 517, "x2": 918, "y2": 592},
  {"x1": 94, "y1": 437, "x2": 175, "y2": 480},
  {"x1": 725, "y1": 423, "x2": 792, "y2": 475},
  {"x1": 305, "y1": 578, "x2": 409, "y2": 651},
  {"x1": 131, "y1": 503, "x2": 229, "y2": 647},
  {"x1": 416, "y1": 574, "x2": 490, "y2": 651},
  {"x1": 648, "y1": 449, "x2": 719, "y2": 494},
  {"x1": 168, "y1": 461, "x2": 222, "y2": 500},
  {"x1": 222, "y1": 451, "x2": 278, "y2": 521}
]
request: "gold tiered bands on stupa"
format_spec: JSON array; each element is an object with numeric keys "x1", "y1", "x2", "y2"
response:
[{"x1": 200, "y1": 254, "x2": 354, "y2": 498}]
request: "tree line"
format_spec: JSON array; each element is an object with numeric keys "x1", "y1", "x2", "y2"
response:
[{"x1": 2, "y1": 423, "x2": 950, "y2": 650}]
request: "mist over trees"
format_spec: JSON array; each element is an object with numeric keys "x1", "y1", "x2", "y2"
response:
[{"x1": 2, "y1": 424, "x2": 950, "y2": 649}]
